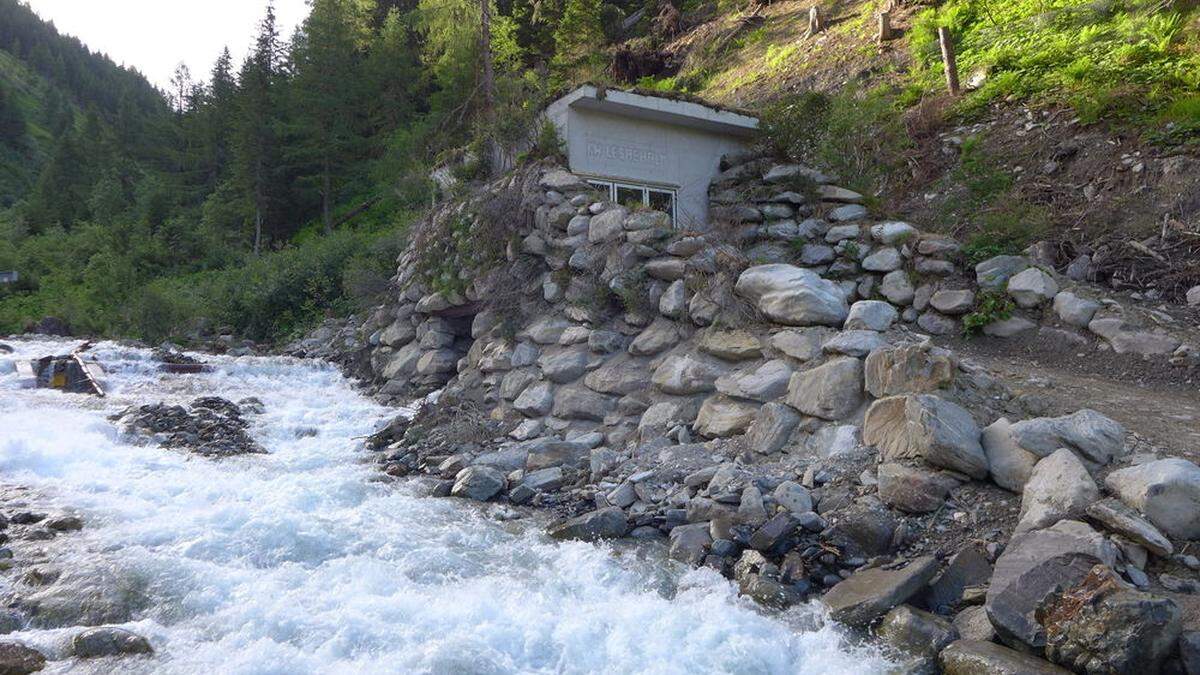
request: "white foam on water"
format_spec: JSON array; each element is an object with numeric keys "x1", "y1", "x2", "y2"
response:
[{"x1": 0, "y1": 338, "x2": 899, "y2": 674}]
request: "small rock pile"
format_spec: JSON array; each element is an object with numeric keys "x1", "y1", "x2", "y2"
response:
[{"x1": 111, "y1": 396, "x2": 266, "y2": 457}]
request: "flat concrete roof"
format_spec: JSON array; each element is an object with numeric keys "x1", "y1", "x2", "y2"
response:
[{"x1": 553, "y1": 85, "x2": 760, "y2": 137}]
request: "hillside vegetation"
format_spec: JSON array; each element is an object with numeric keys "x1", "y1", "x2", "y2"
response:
[{"x1": 1, "y1": 0, "x2": 1197, "y2": 344}]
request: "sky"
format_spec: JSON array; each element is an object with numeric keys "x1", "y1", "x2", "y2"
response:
[{"x1": 24, "y1": 0, "x2": 310, "y2": 91}]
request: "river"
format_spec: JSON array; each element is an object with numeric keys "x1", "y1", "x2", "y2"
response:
[{"x1": 0, "y1": 338, "x2": 897, "y2": 674}]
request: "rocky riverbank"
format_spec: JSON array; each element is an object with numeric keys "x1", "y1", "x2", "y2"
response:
[{"x1": 298, "y1": 158, "x2": 1200, "y2": 673}]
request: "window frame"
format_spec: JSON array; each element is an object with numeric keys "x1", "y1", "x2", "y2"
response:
[{"x1": 584, "y1": 177, "x2": 677, "y2": 227}]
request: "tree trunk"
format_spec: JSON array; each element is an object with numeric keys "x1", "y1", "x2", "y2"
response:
[
  {"x1": 254, "y1": 207, "x2": 263, "y2": 257},
  {"x1": 938, "y1": 27, "x2": 960, "y2": 95}
]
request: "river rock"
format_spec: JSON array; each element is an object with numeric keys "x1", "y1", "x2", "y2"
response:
[
  {"x1": 785, "y1": 357, "x2": 863, "y2": 420},
  {"x1": 693, "y1": 396, "x2": 759, "y2": 438},
  {"x1": 668, "y1": 523, "x2": 713, "y2": 565},
  {"x1": 1009, "y1": 409, "x2": 1125, "y2": 465},
  {"x1": 981, "y1": 418, "x2": 1039, "y2": 493},
  {"x1": 923, "y1": 545, "x2": 993, "y2": 611},
  {"x1": 0, "y1": 642, "x2": 45, "y2": 674},
  {"x1": 1104, "y1": 458, "x2": 1200, "y2": 540},
  {"x1": 877, "y1": 605, "x2": 958, "y2": 659},
  {"x1": 451, "y1": 466, "x2": 506, "y2": 501},
  {"x1": 548, "y1": 507, "x2": 628, "y2": 541},
  {"x1": 1085, "y1": 498, "x2": 1173, "y2": 558},
  {"x1": 877, "y1": 463, "x2": 959, "y2": 514},
  {"x1": 715, "y1": 360, "x2": 792, "y2": 402},
  {"x1": 985, "y1": 520, "x2": 1117, "y2": 649},
  {"x1": 1015, "y1": 449, "x2": 1098, "y2": 534},
  {"x1": 821, "y1": 556, "x2": 938, "y2": 626},
  {"x1": 863, "y1": 343, "x2": 955, "y2": 398},
  {"x1": 953, "y1": 607, "x2": 996, "y2": 643},
  {"x1": 1039, "y1": 566, "x2": 1182, "y2": 674},
  {"x1": 1007, "y1": 268, "x2": 1059, "y2": 308},
  {"x1": 734, "y1": 264, "x2": 849, "y2": 327},
  {"x1": 71, "y1": 627, "x2": 153, "y2": 658},
  {"x1": 940, "y1": 640, "x2": 1071, "y2": 674},
  {"x1": 863, "y1": 395, "x2": 988, "y2": 479}
]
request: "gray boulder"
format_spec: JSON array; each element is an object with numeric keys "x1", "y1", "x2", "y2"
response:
[
  {"x1": 668, "y1": 523, "x2": 713, "y2": 565},
  {"x1": 863, "y1": 395, "x2": 988, "y2": 479},
  {"x1": 1053, "y1": 292, "x2": 1100, "y2": 328},
  {"x1": 1009, "y1": 409, "x2": 1125, "y2": 465},
  {"x1": 953, "y1": 607, "x2": 996, "y2": 643},
  {"x1": 1007, "y1": 267, "x2": 1059, "y2": 308},
  {"x1": 697, "y1": 329, "x2": 762, "y2": 361},
  {"x1": 1015, "y1": 449, "x2": 1098, "y2": 534},
  {"x1": 785, "y1": 357, "x2": 863, "y2": 420},
  {"x1": 880, "y1": 270, "x2": 915, "y2": 306},
  {"x1": 538, "y1": 347, "x2": 588, "y2": 383},
  {"x1": 715, "y1": 359, "x2": 792, "y2": 402},
  {"x1": 976, "y1": 255, "x2": 1032, "y2": 291},
  {"x1": 877, "y1": 605, "x2": 958, "y2": 659},
  {"x1": 651, "y1": 354, "x2": 725, "y2": 395},
  {"x1": 0, "y1": 642, "x2": 46, "y2": 674},
  {"x1": 930, "y1": 289, "x2": 975, "y2": 315},
  {"x1": 693, "y1": 396, "x2": 759, "y2": 438},
  {"x1": 628, "y1": 318, "x2": 680, "y2": 356},
  {"x1": 1105, "y1": 458, "x2": 1200, "y2": 540},
  {"x1": 734, "y1": 264, "x2": 849, "y2": 327},
  {"x1": 513, "y1": 381, "x2": 554, "y2": 417},
  {"x1": 863, "y1": 343, "x2": 955, "y2": 398},
  {"x1": 981, "y1": 418, "x2": 1039, "y2": 493},
  {"x1": 985, "y1": 520, "x2": 1117, "y2": 648},
  {"x1": 821, "y1": 556, "x2": 938, "y2": 626}
]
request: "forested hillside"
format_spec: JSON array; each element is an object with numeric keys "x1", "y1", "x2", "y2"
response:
[{"x1": 0, "y1": 0, "x2": 1196, "y2": 342}]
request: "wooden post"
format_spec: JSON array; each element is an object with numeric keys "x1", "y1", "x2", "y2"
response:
[
  {"x1": 938, "y1": 27, "x2": 960, "y2": 95},
  {"x1": 808, "y1": 6, "x2": 822, "y2": 35},
  {"x1": 877, "y1": 11, "x2": 891, "y2": 42}
]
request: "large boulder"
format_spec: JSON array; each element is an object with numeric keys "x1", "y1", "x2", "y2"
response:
[
  {"x1": 863, "y1": 395, "x2": 988, "y2": 479},
  {"x1": 552, "y1": 385, "x2": 616, "y2": 422},
  {"x1": 844, "y1": 301, "x2": 898, "y2": 331},
  {"x1": 785, "y1": 357, "x2": 863, "y2": 420},
  {"x1": 548, "y1": 507, "x2": 628, "y2": 541},
  {"x1": 1038, "y1": 566, "x2": 1182, "y2": 674},
  {"x1": 821, "y1": 556, "x2": 938, "y2": 626},
  {"x1": 734, "y1": 264, "x2": 849, "y2": 326},
  {"x1": 668, "y1": 522, "x2": 712, "y2": 565},
  {"x1": 981, "y1": 418, "x2": 1039, "y2": 493},
  {"x1": 863, "y1": 343, "x2": 955, "y2": 398},
  {"x1": 940, "y1": 640, "x2": 1071, "y2": 675},
  {"x1": 1009, "y1": 409, "x2": 1125, "y2": 466},
  {"x1": 985, "y1": 520, "x2": 1117, "y2": 649},
  {"x1": 1015, "y1": 448, "x2": 1099, "y2": 534},
  {"x1": 513, "y1": 381, "x2": 554, "y2": 417},
  {"x1": 1104, "y1": 458, "x2": 1200, "y2": 540},
  {"x1": 975, "y1": 255, "x2": 1032, "y2": 291}
]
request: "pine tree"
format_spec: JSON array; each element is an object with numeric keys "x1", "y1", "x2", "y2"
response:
[
  {"x1": 554, "y1": 0, "x2": 603, "y2": 64},
  {"x1": 292, "y1": 0, "x2": 368, "y2": 234},
  {"x1": 232, "y1": 2, "x2": 283, "y2": 255}
]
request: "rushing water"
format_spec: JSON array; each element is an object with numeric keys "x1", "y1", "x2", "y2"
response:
[{"x1": 0, "y1": 338, "x2": 897, "y2": 674}]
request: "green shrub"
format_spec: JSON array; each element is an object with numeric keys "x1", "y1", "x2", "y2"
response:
[{"x1": 962, "y1": 290, "x2": 1014, "y2": 335}]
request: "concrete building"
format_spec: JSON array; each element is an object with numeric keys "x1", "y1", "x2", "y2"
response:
[{"x1": 544, "y1": 85, "x2": 759, "y2": 228}]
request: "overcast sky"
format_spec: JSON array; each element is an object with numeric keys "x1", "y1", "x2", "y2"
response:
[{"x1": 24, "y1": 0, "x2": 310, "y2": 91}]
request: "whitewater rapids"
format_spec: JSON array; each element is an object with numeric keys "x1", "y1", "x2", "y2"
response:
[{"x1": 0, "y1": 338, "x2": 897, "y2": 674}]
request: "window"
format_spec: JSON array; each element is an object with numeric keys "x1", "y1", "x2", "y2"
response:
[{"x1": 585, "y1": 179, "x2": 677, "y2": 226}]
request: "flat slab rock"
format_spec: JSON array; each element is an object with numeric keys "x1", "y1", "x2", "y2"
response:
[{"x1": 821, "y1": 556, "x2": 938, "y2": 626}]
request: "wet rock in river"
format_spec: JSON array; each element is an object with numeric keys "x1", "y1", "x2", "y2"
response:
[
  {"x1": 71, "y1": 627, "x2": 153, "y2": 658},
  {"x1": 111, "y1": 397, "x2": 265, "y2": 457}
]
